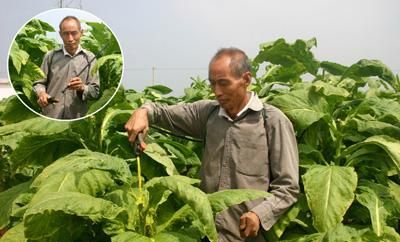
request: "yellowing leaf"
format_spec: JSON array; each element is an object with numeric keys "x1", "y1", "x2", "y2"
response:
[{"x1": 302, "y1": 165, "x2": 357, "y2": 232}]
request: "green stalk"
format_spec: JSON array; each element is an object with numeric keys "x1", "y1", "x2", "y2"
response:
[
  {"x1": 137, "y1": 155, "x2": 142, "y2": 193},
  {"x1": 327, "y1": 118, "x2": 343, "y2": 165},
  {"x1": 135, "y1": 140, "x2": 146, "y2": 235}
]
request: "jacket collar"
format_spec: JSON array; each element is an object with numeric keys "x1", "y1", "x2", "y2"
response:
[
  {"x1": 218, "y1": 92, "x2": 264, "y2": 121},
  {"x1": 62, "y1": 44, "x2": 83, "y2": 57}
]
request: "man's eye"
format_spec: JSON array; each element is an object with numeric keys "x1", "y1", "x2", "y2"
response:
[
  {"x1": 219, "y1": 80, "x2": 228, "y2": 86},
  {"x1": 62, "y1": 31, "x2": 79, "y2": 37}
]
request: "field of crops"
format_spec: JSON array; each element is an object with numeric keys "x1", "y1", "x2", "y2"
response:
[{"x1": 1, "y1": 20, "x2": 399, "y2": 242}]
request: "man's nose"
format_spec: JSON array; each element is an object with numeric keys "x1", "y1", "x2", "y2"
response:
[
  {"x1": 213, "y1": 84, "x2": 223, "y2": 96},
  {"x1": 66, "y1": 34, "x2": 74, "y2": 41}
]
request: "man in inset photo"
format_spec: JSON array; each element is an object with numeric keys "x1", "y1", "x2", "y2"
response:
[{"x1": 33, "y1": 16, "x2": 100, "y2": 119}]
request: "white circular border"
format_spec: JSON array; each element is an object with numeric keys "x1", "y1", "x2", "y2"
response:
[{"x1": 6, "y1": 7, "x2": 124, "y2": 122}]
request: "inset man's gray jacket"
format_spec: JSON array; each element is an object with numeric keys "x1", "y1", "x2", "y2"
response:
[{"x1": 33, "y1": 47, "x2": 100, "y2": 119}]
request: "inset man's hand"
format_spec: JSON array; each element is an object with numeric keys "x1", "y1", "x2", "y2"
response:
[
  {"x1": 239, "y1": 212, "x2": 260, "y2": 238},
  {"x1": 125, "y1": 108, "x2": 149, "y2": 148},
  {"x1": 67, "y1": 77, "x2": 85, "y2": 92},
  {"x1": 37, "y1": 91, "x2": 50, "y2": 108}
]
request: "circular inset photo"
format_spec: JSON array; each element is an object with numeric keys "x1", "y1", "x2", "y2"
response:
[{"x1": 7, "y1": 8, "x2": 123, "y2": 120}]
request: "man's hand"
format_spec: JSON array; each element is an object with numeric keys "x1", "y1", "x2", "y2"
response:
[
  {"x1": 67, "y1": 77, "x2": 85, "y2": 92},
  {"x1": 125, "y1": 108, "x2": 149, "y2": 149},
  {"x1": 37, "y1": 91, "x2": 50, "y2": 108},
  {"x1": 239, "y1": 212, "x2": 260, "y2": 238}
]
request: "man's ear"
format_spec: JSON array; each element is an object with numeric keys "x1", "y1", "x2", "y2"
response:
[{"x1": 242, "y1": 71, "x2": 252, "y2": 86}]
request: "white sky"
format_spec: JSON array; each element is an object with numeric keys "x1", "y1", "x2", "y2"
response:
[{"x1": 1, "y1": 0, "x2": 399, "y2": 96}]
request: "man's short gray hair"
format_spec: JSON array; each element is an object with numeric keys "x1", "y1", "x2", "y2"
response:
[
  {"x1": 209, "y1": 47, "x2": 252, "y2": 78},
  {"x1": 59, "y1": 16, "x2": 81, "y2": 31}
]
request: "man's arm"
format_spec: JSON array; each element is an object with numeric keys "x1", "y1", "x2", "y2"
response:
[
  {"x1": 250, "y1": 106, "x2": 300, "y2": 232},
  {"x1": 33, "y1": 51, "x2": 52, "y2": 107},
  {"x1": 125, "y1": 100, "x2": 216, "y2": 143},
  {"x1": 80, "y1": 54, "x2": 100, "y2": 101}
]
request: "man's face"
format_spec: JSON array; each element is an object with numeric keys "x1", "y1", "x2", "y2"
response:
[
  {"x1": 59, "y1": 19, "x2": 82, "y2": 55},
  {"x1": 208, "y1": 55, "x2": 250, "y2": 113}
]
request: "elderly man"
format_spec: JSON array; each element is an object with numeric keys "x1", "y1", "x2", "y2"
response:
[
  {"x1": 125, "y1": 48, "x2": 299, "y2": 242},
  {"x1": 33, "y1": 15, "x2": 99, "y2": 119}
]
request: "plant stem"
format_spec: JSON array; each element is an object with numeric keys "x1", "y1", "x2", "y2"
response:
[
  {"x1": 328, "y1": 118, "x2": 343, "y2": 165},
  {"x1": 137, "y1": 156, "x2": 142, "y2": 193}
]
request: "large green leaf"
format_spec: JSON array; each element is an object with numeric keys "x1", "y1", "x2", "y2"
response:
[
  {"x1": 16, "y1": 60, "x2": 45, "y2": 84},
  {"x1": 0, "y1": 223, "x2": 26, "y2": 242},
  {"x1": 0, "y1": 181, "x2": 31, "y2": 230},
  {"x1": 352, "y1": 97, "x2": 400, "y2": 123},
  {"x1": 379, "y1": 226, "x2": 400, "y2": 242},
  {"x1": 155, "y1": 204, "x2": 193, "y2": 233},
  {"x1": 356, "y1": 226, "x2": 400, "y2": 242},
  {"x1": 91, "y1": 54, "x2": 122, "y2": 76},
  {"x1": 311, "y1": 80, "x2": 350, "y2": 99},
  {"x1": 322, "y1": 223, "x2": 372, "y2": 242},
  {"x1": 280, "y1": 223, "x2": 372, "y2": 242},
  {"x1": 98, "y1": 108, "x2": 132, "y2": 150},
  {"x1": 9, "y1": 42, "x2": 29, "y2": 74},
  {"x1": 344, "y1": 135, "x2": 400, "y2": 173},
  {"x1": 302, "y1": 165, "x2": 357, "y2": 232},
  {"x1": 87, "y1": 87, "x2": 120, "y2": 115},
  {"x1": 23, "y1": 19, "x2": 55, "y2": 35},
  {"x1": 0, "y1": 96, "x2": 37, "y2": 125},
  {"x1": 343, "y1": 59, "x2": 397, "y2": 90},
  {"x1": 264, "y1": 194, "x2": 308, "y2": 241},
  {"x1": 9, "y1": 131, "x2": 83, "y2": 169},
  {"x1": 356, "y1": 180, "x2": 399, "y2": 237},
  {"x1": 24, "y1": 192, "x2": 125, "y2": 241},
  {"x1": 145, "y1": 85, "x2": 173, "y2": 95},
  {"x1": 349, "y1": 118, "x2": 400, "y2": 140},
  {"x1": 298, "y1": 143, "x2": 327, "y2": 165},
  {"x1": 280, "y1": 233, "x2": 324, "y2": 242},
  {"x1": 154, "y1": 232, "x2": 197, "y2": 242},
  {"x1": 157, "y1": 139, "x2": 201, "y2": 166},
  {"x1": 94, "y1": 54, "x2": 123, "y2": 93},
  {"x1": 104, "y1": 187, "x2": 139, "y2": 231},
  {"x1": 269, "y1": 87, "x2": 329, "y2": 132},
  {"x1": 111, "y1": 231, "x2": 152, "y2": 242},
  {"x1": 262, "y1": 63, "x2": 306, "y2": 84},
  {"x1": 356, "y1": 184, "x2": 387, "y2": 237},
  {"x1": 0, "y1": 118, "x2": 77, "y2": 178},
  {"x1": 320, "y1": 61, "x2": 348, "y2": 76},
  {"x1": 144, "y1": 143, "x2": 179, "y2": 176},
  {"x1": 145, "y1": 176, "x2": 199, "y2": 212},
  {"x1": 82, "y1": 21, "x2": 120, "y2": 56},
  {"x1": 18, "y1": 37, "x2": 49, "y2": 53},
  {"x1": 144, "y1": 176, "x2": 217, "y2": 242},
  {"x1": 207, "y1": 189, "x2": 269, "y2": 214},
  {"x1": 32, "y1": 149, "x2": 132, "y2": 189},
  {"x1": 0, "y1": 117, "x2": 68, "y2": 137},
  {"x1": 387, "y1": 180, "x2": 400, "y2": 215},
  {"x1": 31, "y1": 170, "x2": 115, "y2": 200},
  {"x1": 254, "y1": 38, "x2": 319, "y2": 76}
]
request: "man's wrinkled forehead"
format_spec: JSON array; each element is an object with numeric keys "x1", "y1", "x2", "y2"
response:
[
  {"x1": 59, "y1": 17, "x2": 81, "y2": 32},
  {"x1": 208, "y1": 55, "x2": 232, "y2": 78}
]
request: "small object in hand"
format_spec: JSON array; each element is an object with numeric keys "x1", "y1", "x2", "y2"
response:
[
  {"x1": 47, "y1": 96, "x2": 59, "y2": 103},
  {"x1": 134, "y1": 133, "x2": 147, "y2": 156},
  {"x1": 62, "y1": 83, "x2": 71, "y2": 93}
]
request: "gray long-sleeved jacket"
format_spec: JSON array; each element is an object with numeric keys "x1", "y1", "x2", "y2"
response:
[
  {"x1": 143, "y1": 94, "x2": 299, "y2": 242},
  {"x1": 33, "y1": 47, "x2": 99, "y2": 119}
]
